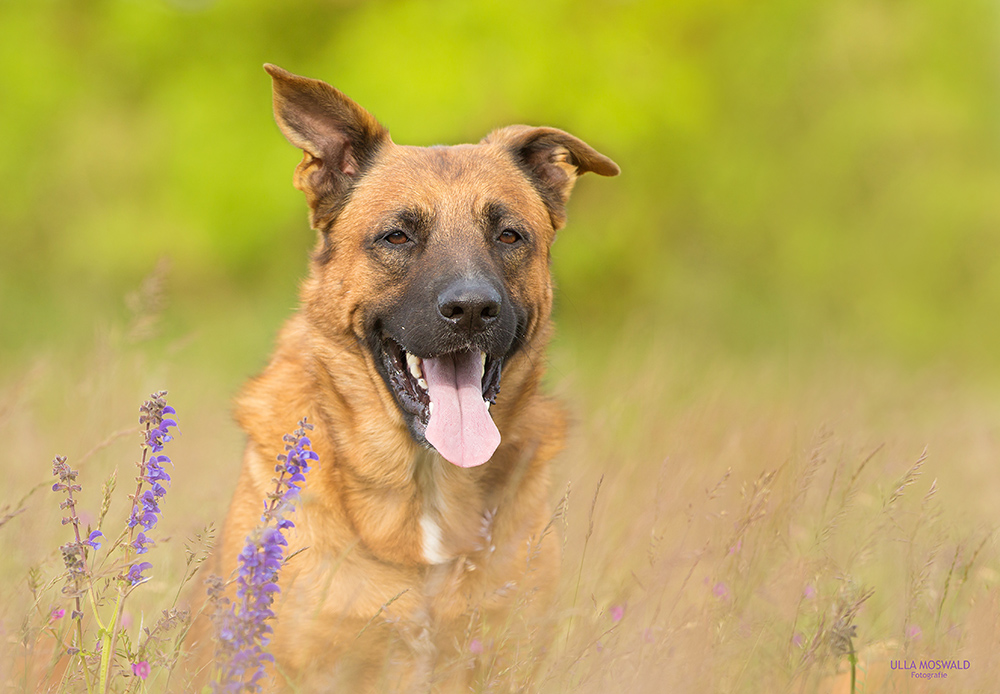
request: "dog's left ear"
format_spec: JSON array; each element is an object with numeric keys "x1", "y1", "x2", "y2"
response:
[
  {"x1": 265, "y1": 64, "x2": 390, "y2": 229},
  {"x1": 485, "y1": 125, "x2": 620, "y2": 230}
]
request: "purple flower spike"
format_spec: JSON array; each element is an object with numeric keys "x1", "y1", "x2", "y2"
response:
[
  {"x1": 51, "y1": 456, "x2": 93, "y2": 595},
  {"x1": 213, "y1": 419, "x2": 316, "y2": 692},
  {"x1": 273, "y1": 430, "x2": 318, "y2": 506},
  {"x1": 122, "y1": 392, "x2": 177, "y2": 585},
  {"x1": 140, "y1": 393, "x2": 179, "y2": 453}
]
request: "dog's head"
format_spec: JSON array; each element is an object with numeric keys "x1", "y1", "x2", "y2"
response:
[{"x1": 265, "y1": 64, "x2": 618, "y2": 468}]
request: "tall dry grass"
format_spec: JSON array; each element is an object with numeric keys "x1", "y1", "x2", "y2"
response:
[{"x1": 1, "y1": 285, "x2": 998, "y2": 693}]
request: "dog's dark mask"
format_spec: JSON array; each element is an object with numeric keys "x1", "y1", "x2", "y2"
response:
[{"x1": 359, "y1": 195, "x2": 533, "y2": 466}]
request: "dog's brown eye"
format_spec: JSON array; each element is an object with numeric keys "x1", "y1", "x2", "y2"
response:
[
  {"x1": 498, "y1": 229, "x2": 521, "y2": 245},
  {"x1": 385, "y1": 230, "x2": 410, "y2": 245}
]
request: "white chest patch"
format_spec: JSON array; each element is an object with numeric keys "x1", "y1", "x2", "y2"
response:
[{"x1": 420, "y1": 514, "x2": 449, "y2": 564}]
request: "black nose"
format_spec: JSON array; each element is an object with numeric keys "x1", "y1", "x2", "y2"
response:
[{"x1": 438, "y1": 278, "x2": 502, "y2": 333}]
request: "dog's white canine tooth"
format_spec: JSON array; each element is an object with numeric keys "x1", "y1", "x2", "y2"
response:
[
  {"x1": 406, "y1": 352, "x2": 423, "y2": 380},
  {"x1": 429, "y1": 401, "x2": 435, "y2": 415},
  {"x1": 417, "y1": 378, "x2": 428, "y2": 391},
  {"x1": 479, "y1": 351, "x2": 486, "y2": 379}
]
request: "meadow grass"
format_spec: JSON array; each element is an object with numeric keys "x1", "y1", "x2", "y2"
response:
[{"x1": 1, "y1": 295, "x2": 998, "y2": 693}]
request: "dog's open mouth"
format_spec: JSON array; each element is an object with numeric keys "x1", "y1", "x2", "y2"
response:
[{"x1": 383, "y1": 339, "x2": 503, "y2": 468}]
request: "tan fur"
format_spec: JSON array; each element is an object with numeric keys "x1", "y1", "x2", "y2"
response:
[{"x1": 192, "y1": 65, "x2": 617, "y2": 692}]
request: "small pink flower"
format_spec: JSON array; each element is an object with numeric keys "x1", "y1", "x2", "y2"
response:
[
  {"x1": 49, "y1": 608, "x2": 66, "y2": 623},
  {"x1": 642, "y1": 628, "x2": 655, "y2": 644},
  {"x1": 713, "y1": 582, "x2": 729, "y2": 600},
  {"x1": 803, "y1": 584, "x2": 816, "y2": 599},
  {"x1": 908, "y1": 625, "x2": 922, "y2": 641},
  {"x1": 469, "y1": 638, "x2": 483, "y2": 655},
  {"x1": 596, "y1": 641, "x2": 604, "y2": 652},
  {"x1": 793, "y1": 632, "x2": 804, "y2": 647},
  {"x1": 131, "y1": 661, "x2": 150, "y2": 680},
  {"x1": 610, "y1": 604, "x2": 625, "y2": 623}
]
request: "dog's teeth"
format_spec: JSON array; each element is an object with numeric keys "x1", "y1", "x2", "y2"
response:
[
  {"x1": 417, "y1": 377, "x2": 428, "y2": 391},
  {"x1": 479, "y1": 352, "x2": 486, "y2": 379},
  {"x1": 429, "y1": 401, "x2": 435, "y2": 415},
  {"x1": 406, "y1": 352, "x2": 423, "y2": 380}
]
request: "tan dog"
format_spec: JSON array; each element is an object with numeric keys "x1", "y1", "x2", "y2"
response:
[{"x1": 214, "y1": 64, "x2": 618, "y2": 692}]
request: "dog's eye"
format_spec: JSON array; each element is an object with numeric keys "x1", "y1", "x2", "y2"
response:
[
  {"x1": 497, "y1": 229, "x2": 521, "y2": 245},
  {"x1": 384, "y1": 230, "x2": 410, "y2": 245}
]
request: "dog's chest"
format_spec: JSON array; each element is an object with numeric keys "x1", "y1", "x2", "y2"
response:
[
  {"x1": 419, "y1": 512, "x2": 449, "y2": 564},
  {"x1": 413, "y1": 450, "x2": 492, "y2": 566}
]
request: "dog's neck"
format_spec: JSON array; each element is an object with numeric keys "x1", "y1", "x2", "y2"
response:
[{"x1": 410, "y1": 448, "x2": 478, "y2": 565}]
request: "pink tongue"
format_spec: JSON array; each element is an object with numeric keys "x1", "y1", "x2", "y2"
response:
[{"x1": 422, "y1": 350, "x2": 500, "y2": 467}]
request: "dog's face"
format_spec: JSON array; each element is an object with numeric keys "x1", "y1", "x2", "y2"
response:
[{"x1": 265, "y1": 65, "x2": 618, "y2": 468}]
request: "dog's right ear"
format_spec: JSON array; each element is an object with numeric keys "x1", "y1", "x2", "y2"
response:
[
  {"x1": 484, "y1": 125, "x2": 619, "y2": 231},
  {"x1": 265, "y1": 64, "x2": 390, "y2": 229}
]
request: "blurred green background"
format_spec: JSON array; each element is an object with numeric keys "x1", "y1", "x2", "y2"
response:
[{"x1": 2, "y1": 0, "x2": 1000, "y2": 381}]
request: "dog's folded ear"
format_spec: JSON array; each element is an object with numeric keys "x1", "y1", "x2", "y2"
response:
[
  {"x1": 484, "y1": 126, "x2": 620, "y2": 230},
  {"x1": 265, "y1": 64, "x2": 390, "y2": 229}
]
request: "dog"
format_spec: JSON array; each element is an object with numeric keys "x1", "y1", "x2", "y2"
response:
[{"x1": 210, "y1": 64, "x2": 618, "y2": 692}]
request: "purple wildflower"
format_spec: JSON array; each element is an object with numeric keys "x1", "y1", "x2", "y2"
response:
[
  {"x1": 131, "y1": 532, "x2": 152, "y2": 555},
  {"x1": 139, "y1": 490, "x2": 161, "y2": 530},
  {"x1": 469, "y1": 638, "x2": 484, "y2": 654},
  {"x1": 212, "y1": 419, "x2": 316, "y2": 693},
  {"x1": 713, "y1": 582, "x2": 729, "y2": 600},
  {"x1": 610, "y1": 604, "x2": 625, "y2": 623},
  {"x1": 50, "y1": 608, "x2": 66, "y2": 622},
  {"x1": 121, "y1": 392, "x2": 176, "y2": 585},
  {"x1": 84, "y1": 530, "x2": 103, "y2": 550},
  {"x1": 126, "y1": 562, "x2": 153, "y2": 585},
  {"x1": 274, "y1": 426, "x2": 319, "y2": 503},
  {"x1": 145, "y1": 456, "x2": 171, "y2": 483},
  {"x1": 144, "y1": 403, "x2": 177, "y2": 451}
]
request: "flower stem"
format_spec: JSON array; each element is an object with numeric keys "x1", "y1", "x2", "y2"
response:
[
  {"x1": 60, "y1": 464, "x2": 95, "y2": 694},
  {"x1": 101, "y1": 420, "x2": 152, "y2": 694},
  {"x1": 97, "y1": 593, "x2": 123, "y2": 694}
]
